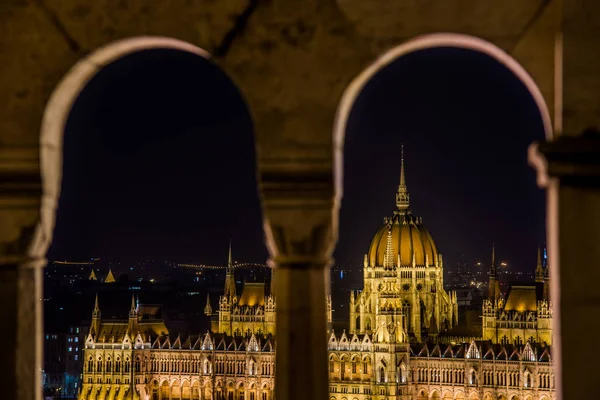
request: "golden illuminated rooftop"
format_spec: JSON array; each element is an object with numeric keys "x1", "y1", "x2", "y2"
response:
[
  {"x1": 503, "y1": 286, "x2": 537, "y2": 312},
  {"x1": 238, "y1": 282, "x2": 266, "y2": 307}
]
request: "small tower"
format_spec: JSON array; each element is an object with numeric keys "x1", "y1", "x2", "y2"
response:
[
  {"x1": 488, "y1": 243, "x2": 501, "y2": 301},
  {"x1": 89, "y1": 269, "x2": 97, "y2": 281},
  {"x1": 395, "y1": 144, "x2": 410, "y2": 213},
  {"x1": 128, "y1": 294, "x2": 139, "y2": 336},
  {"x1": 204, "y1": 294, "x2": 213, "y2": 316},
  {"x1": 543, "y1": 246, "x2": 551, "y2": 300},
  {"x1": 224, "y1": 240, "x2": 236, "y2": 298},
  {"x1": 535, "y1": 246, "x2": 544, "y2": 283},
  {"x1": 91, "y1": 293, "x2": 101, "y2": 337}
]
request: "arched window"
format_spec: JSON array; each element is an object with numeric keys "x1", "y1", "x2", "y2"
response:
[
  {"x1": 365, "y1": 318, "x2": 371, "y2": 331},
  {"x1": 351, "y1": 359, "x2": 357, "y2": 374},
  {"x1": 135, "y1": 357, "x2": 141, "y2": 373},
  {"x1": 501, "y1": 335, "x2": 509, "y2": 345},
  {"x1": 97, "y1": 357, "x2": 102, "y2": 373},
  {"x1": 329, "y1": 359, "x2": 334, "y2": 373},
  {"x1": 525, "y1": 372, "x2": 532, "y2": 388},
  {"x1": 470, "y1": 370, "x2": 477, "y2": 385},
  {"x1": 87, "y1": 357, "x2": 93, "y2": 373},
  {"x1": 124, "y1": 358, "x2": 131, "y2": 373},
  {"x1": 116, "y1": 358, "x2": 121, "y2": 373},
  {"x1": 106, "y1": 358, "x2": 112, "y2": 373},
  {"x1": 380, "y1": 367, "x2": 385, "y2": 383}
]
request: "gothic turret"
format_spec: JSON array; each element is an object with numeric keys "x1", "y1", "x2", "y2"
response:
[
  {"x1": 224, "y1": 240, "x2": 236, "y2": 298},
  {"x1": 128, "y1": 294, "x2": 139, "y2": 335},
  {"x1": 204, "y1": 294, "x2": 212, "y2": 316},
  {"x1": 91, "y1": 294, "x2": 101, "y2": 337},
  {"x1": 395, "y1": 144, "x2": 410, "y2": 212},
  {"x1": 488, "y1": 243, "x2": 501, "y2": 301},
  {"x1": 535, "y1": 246, "x2": 544, "y2": 283}
]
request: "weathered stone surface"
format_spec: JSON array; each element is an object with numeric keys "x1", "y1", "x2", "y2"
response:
[{"x1": 3, "y1": 0, "x2": 600, "y2": 399}]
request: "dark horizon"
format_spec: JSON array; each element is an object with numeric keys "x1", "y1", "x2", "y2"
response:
[{"x1": 48, "y1": 47, "x2": 546, "y2": 273}]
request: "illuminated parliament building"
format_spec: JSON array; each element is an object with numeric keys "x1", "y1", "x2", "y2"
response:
[{"x1": 79, "y1": 151, "x2": 555, "y2": 400}]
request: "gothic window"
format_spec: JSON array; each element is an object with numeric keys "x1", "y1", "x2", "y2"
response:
[
  {"x1": 135, "y1": 357, "x2": 141, "y2": 373},
  {"x1": 87, "y1": 357, "x2": 93, "y2": 373},
  {"x1": 365, "y1": 317, "x2": 371, "y2": 331},
  {"x1": 362, "y1": 361, "x2": 368, "y2": 374},
  {"x1": 97, "y1": 357, "x2": 103, "y2": 373},
  {"x1": 329, "y1": 360, "x2": 334, "y2": 373},
  {"x1": 470, "y1": 370, "x2": 477, "y2": 385},
  {"x1": 379, "y1": 367, "x2": 385, "y2": 383},
  {"x1": 341, "y1": 361, "x2": 346, "y2": 380},
  {"x1": 124, "y1": 358, "x2": 131, "y2": 373},
  {"x1": 106, "y1": 358, "x2": 112, "y2": 373},
  {"x1": 501, "y1": 335, "x2": 509, "y2": 345},
  {"x1": 525, "y1": 372, "x2": 532, "y2": 388},
  {"x1": 116, "y1": 359, "x2": 121, "y2": 373},
  {"x1": 351, "y1": 360, "x2": 357, "y2": 374}
]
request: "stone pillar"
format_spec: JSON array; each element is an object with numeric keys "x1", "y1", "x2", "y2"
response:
[
  {"x1": 531, "y1": 130, "x2": 600, "y2": 400},
  {"x1": 0, "y1": 147, "x2": 48, "y2": 400},
  {"x1": 260, "y1": 156, "x2": 335, "y2": 400}
]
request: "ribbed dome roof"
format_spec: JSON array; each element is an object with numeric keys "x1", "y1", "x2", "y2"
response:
[
  {"x1": 366, "y1": 145, "x2": 439, "y2": 268},
  {"x1": 367, "y1": 212, "x2": 438, "y2": 267}
]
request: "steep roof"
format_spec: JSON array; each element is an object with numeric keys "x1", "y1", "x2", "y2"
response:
[
  {"x1": 504, "y1": 286, "x2": 537, "y2": 311},
  {"x1": 238, "y1": 283, "x2": 265, "y2": 307}
]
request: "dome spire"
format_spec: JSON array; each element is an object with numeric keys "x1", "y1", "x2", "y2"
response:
[{"x1": 395, "y1": 144, "x2": 410, "y2": 212}]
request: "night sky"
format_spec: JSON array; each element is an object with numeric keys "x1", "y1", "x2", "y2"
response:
[{"x1": 48, "y1": 47, "x2": 546, "y2": 273}]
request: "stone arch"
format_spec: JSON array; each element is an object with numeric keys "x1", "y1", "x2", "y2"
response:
[
  {"x1": 468, "y1": 392, "x2": 480, "y2": 400},
  {"x1": 332, "y1": 34, "x2": 555, "y2": 310},
  {"x1": 483, "y1": 393, "x2": 495, "y2": 400},
  {"x1": 430, "y1": 390, "x2": 441, "y2": 400},
  {"x1": 417, "y1": 389, "x2": 428, "y2": 400},
  {"x1": 455, "y1": 391, "x2": 466, "y2": 400},
  {"x1": 36, "y1": 35, "x2": 247, "y2": 269},
  {"x1": 441, "y1": 390, "x2": 453, "y2": 400}
]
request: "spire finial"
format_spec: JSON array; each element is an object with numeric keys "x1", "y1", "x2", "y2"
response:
[
  {"x1": 395, "y1": 144, "x2": 410, "y2": 212},
  {"x1": 129, "y1": 294, "x2": 137, "y2": 317},
  {"x1": 93, "y1": 293, "x2": 101, "y2": 318},
  {"x1": 490, "y1": 243, "x2": 497, "y2": 276},
  {"x1": 228, "y1": 239, "x2": 233, "y2": 269},
  {"x1": 536, "y1": 245, "x2": 544, "y2": 282}
]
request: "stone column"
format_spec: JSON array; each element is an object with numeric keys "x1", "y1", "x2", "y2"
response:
[
  {"x1": 0, "y1": 147, "x2": 49, "y2": 400},
  {"x1": 531, "y1": 130, "x2": 600, "y2": 400},
  {"x1": 260, "y1": 156, "x2": 335, "y2": 400}
]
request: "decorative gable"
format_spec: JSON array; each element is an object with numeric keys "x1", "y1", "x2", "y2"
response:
[
  {"x1": 350, "y1": 334, "x2": 360, "y2": 351},
  {"x1": 202, "y1": 332, "x2": 213, "y2": 350},
  {"x1": 339, "y1": 331, "x2": 350, "y2": 350},
  {"x1": 522, "y1": 342, "x2": 536, "y2": 362},
  {"x1": 466, "y1": 341, "x2": 480, "y2": 359},
  {"x1": 248, "y1": 334, "x2": 259, "y2": 352},
  {"x1": 328, "y1": 331, "x2": 338, "y2": 350}
]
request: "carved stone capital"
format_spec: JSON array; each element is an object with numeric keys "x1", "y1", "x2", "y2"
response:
[
  {"x1": 259, "y1": 157, "x2": 336, "y2": 269},
  {"x1": 531, "y1": 129, "x2": 600, "y2": 187}
]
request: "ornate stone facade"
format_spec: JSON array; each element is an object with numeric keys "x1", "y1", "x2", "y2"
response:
[{"x1": 80, "y1": 154, "x2": 555, "y2": 400}]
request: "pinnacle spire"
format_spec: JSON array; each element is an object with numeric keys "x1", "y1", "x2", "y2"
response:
[
  {"x1": 228, "y1": 239, "x2": 233, "y2": 269},
  {"x1": 490, "y1": 243, "x2": 497, "y2": 276},
  {"x1": 395, "y1": 144, "x2": 410, "y2": 212},
  {"x1": 536, "y1": 245, "x2": 544, "y2": 282},
  {"x1": 92, "y1": 293, "x2": 101, "y2": 318},
  {"x1": 130, "y1": 294, "x2": 137, "y2": 315}
]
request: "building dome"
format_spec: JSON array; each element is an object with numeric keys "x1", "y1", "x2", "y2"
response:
[
  {"x1": 366, "y1": 145, "x2": 440, "y2": 268},
  {"x1": 367, "y1": 212, "x2": 439, "y2": 267}
]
